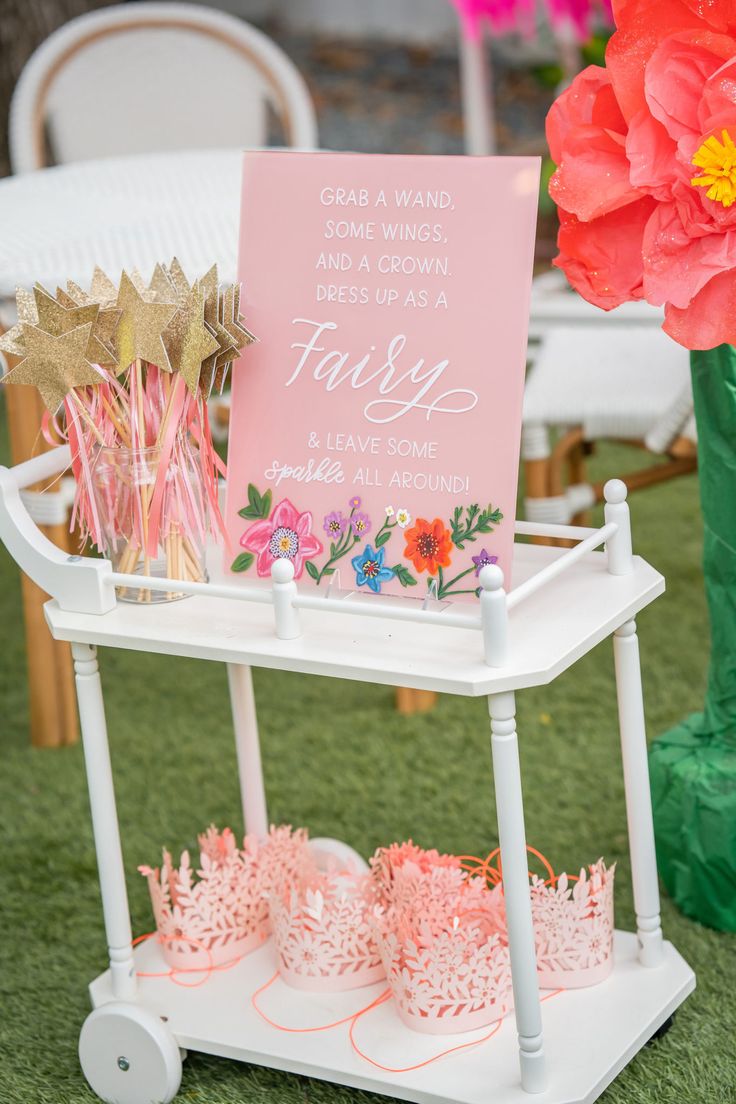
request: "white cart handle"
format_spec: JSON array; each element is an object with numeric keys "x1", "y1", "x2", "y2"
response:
[{"x1": 0, "y1": 445, "x2": 115, "y2": 614}]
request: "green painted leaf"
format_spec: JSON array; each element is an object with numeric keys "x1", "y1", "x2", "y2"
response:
[
  {"x1": 305, "y1": 560, "x2": 319, "y2": 581},
  {"x1": 240, "y1": 483, "x2": 272, "y2": 520},
  {"x1": 375, "y1": 530, "x2": 391, "y2": 548},
  {"x1": 231, "y1": 552, "x2": 254, "y2": 573},
  {"x1": 393, "y1": 565, "x2": 417, "y2": 587}
]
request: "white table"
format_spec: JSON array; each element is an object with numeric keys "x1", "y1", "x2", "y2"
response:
[
  {"x1": 0, "y1": 446, "x2": 695, "y2": 1104},
  {"x1": 0, "y1": 149, "x2": 244, "y2": 298}
]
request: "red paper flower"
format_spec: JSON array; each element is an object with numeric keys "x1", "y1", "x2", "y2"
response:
[
  {"x1": 241, "y1": 498, "x2": 323, "y2": 579},
  {"x1": 547, "y1": 1, "x2": 736, "y2": 349}
]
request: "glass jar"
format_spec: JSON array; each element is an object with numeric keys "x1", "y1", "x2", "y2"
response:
[{"x1": 91, "y1": 445, "x2": 207, "y2": 603}]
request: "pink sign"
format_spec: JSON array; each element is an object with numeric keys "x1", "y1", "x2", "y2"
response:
[{"x1": 225, "y1": 151, "x2": 539, "y2": 603}]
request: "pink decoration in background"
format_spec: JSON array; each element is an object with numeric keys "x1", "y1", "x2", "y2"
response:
[
  {"x1": 450, "y1": 0, "x2": 535, "y2": 40},
  {"x1": 139, "y1": 825, "x2": 314, "y2": 970},
  {"x1": 451, "y1": 0, "x2": 612, "y2": 42},
  {"x1": 271, "y1": 868, "x2": 385, "y2": 992},
  {"x1": 547, "y1": 1, "x2": 736, "y2": 349}
]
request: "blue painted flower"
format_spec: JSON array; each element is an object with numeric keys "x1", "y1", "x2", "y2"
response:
[{"x1": 351, "y1": 544, "x2": 394, "y2": 593}]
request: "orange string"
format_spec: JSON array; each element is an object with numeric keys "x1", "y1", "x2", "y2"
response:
[
  {"x1": 347, "y1": 986, "x2": 563, "y2": 1074},
  {"x1": 132, "y1": 931, "x2": 243, "y2": 988},
  {"x1": 349, "y1": 1012, "x2": 503, "y2": 1072},
  {"x1": 251, "y1": 972, "x2": 392, "y2": 1033},
  {"x1": 459, "y1": 845, "x2": 558, "y2": 889}
]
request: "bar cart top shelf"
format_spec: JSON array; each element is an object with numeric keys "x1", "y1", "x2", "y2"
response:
[{"x1": 44, "y1": 541, "x2": 664, "y2": 696}]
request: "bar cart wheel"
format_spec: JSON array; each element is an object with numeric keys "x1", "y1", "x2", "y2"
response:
[
  {"x1": 78, "y1": 1001, "x2": 182, "y2": 1104},
  {"x1": 647, "y1": 1014, "x2": 676, "y2": 1044}
]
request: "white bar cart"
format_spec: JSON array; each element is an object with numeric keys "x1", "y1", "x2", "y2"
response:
[{"x1": 0, "y1": 446, "x2": 694, "y2": 1104}]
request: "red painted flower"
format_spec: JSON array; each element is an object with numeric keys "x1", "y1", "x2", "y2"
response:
[
  {"x1": 403, "y1": 518, "x2": 453, "y2": 576},
  {"x1": 547, "y1": 0, "x2": 736, "y2": 348},
  {"x1": 241, "y1": 498, "x2": 323, "y2": 579}
]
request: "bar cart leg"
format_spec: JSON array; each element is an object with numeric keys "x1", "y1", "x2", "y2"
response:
[
  {"x1": 613, "y1": 620, "x2": 664, "y2": 967},
  {"x1": 489, "y1": 691, "x2": 547, "y2": 1094},
  {"x1": 227, "y1": 663, "x2": 268, "y2": 837},
  {"x1": 73, "y1": 642, "x2": 136, "y2": 1000}
]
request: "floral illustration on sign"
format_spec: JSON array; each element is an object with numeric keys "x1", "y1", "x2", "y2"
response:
[
  {"x1": 472, "y1": 548, "x2": 498, "y2": 576},
  {"x1": 232, "y1": 486, "x2": 502, "y2": 599},
  {"x1": 404, "y1": 518, "x2": 454, "y2": 576},
  {"x1": 404, "y1": 502, "x2": 503, "y2": 599},
  {"x1": 352, "y1": 544, "x2": 395, "y2": 593},
  {"x1": 231, "y1": 488, "x2": 323, "y2": 579}
]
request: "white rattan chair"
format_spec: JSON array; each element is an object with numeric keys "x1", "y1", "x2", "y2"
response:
[
  {"x1": 2, "y1": 2, "x2": 318, "y2": 746},
  {"x1": 522, "y1": 322, "x2": 696, "y2": 527},
  {"x1": 9, "y1": 1, "x2": 318, "y2": 172}
]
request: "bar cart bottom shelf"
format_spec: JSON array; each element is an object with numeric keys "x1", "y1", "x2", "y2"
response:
[{"x1": 88, "y1": 931, "x2": 694, "y2": 1104}]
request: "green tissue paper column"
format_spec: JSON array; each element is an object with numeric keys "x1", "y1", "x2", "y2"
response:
[{"x1": 649, "y1": 343, "x2": 736, "y2": 930}]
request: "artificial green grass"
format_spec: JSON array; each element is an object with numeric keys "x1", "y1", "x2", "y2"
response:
[{"x1": 1, "y1": 425, "x2": 735, "y2": 1103}]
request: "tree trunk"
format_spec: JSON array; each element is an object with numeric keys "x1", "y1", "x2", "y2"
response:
[{"x1": 649, "y1": 344, "x2": 736, "y2": 931}]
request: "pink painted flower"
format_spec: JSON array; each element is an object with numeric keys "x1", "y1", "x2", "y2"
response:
[
  {"x1": 240, "y1": 498, "x2": 323, "y2": 579},
  {"x1": 547, "y1": 1, "x2": 736, "y2": 348}
]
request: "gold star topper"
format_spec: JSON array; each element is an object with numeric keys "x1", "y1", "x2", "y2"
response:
[
  {"x1": 33, "y1": 285, "x2": 117, "y2": 368},
  {"x1": 115, "y1": 272, "x2": 177, "y2": 372},
  {"x1": 7, "y1": 323, "x2": 100, "y2": 412},
  {"x1": 0, "y1": 286, "x2": 38, "y2": 358},
  {"x1": 1, "y1": 264, "x2": 255, "y2": 408},
  {"x1": 162, "y1": 282, "x2": 219, "y2": 394}
]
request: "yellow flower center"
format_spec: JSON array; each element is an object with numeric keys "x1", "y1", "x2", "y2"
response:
[{"x1": 692, "y1": 129, "x2": 736, "y2": 207}]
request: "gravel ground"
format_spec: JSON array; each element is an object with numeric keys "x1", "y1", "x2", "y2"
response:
[{"x1": 262, "y1": 24, "x2": 555, "y2": 156}]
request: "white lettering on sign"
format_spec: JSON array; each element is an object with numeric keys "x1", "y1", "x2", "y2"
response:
[{"x1": 287, "y1": 318, "x2": 478, "y2": 426}]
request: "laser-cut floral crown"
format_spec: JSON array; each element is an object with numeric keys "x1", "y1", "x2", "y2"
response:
[
  {"x1": 528, "y1": 859, "x2": 616, "y2": 989},
  {"x1": 139, "y1": 824, "x2": 314, "y2": 970},
  {"x1": 370, "y1": 849, "x2": 511, "y2": 1034},
  {"x1": 369, "y1": 844, "x2": 616, "y2": 1034},
  {"x1": 271, "y1": 866, "x2": 385, "y2": 992},
  {"x1": 456, "y1": 848, "x2": 616, "y2": 990}
]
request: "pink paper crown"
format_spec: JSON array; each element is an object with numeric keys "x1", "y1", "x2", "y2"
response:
[
  {"x1": 370, "y1": 839, "x2": 462, "y2": 902},
  {"x1": 139, "y1": 824, "x2": 314, "y2": 970},
  {"x1": 465, "y1": 850, "x2": 617, "y2": 989},
  {"x1": 371, "y1": 850, "x2": 511, "y2": 1035},
  {"x1": 529, "y1": 859, "x2": 616, "y2": 989},
  {"x1": 271, "y1": 867, "x2": 385, "y2": 992}
]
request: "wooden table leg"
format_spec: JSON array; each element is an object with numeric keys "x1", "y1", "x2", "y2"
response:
[{"x1": 4, "y1": 377, "x2": 78, "y2": 746}]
